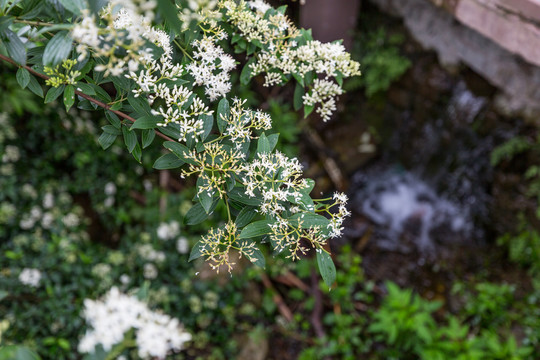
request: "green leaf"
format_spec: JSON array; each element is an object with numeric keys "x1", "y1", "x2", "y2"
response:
[
  {"x1": 163, "y1": 141, "x2": 195, "y2": 164},
  {"x1": 238, "y1": 219, "x2": 273, "y2": 239},
  {"x1": 131, "y1": 115, "x2": 159, "y2": 130},
  {"x1": 105, "y1": 111, "x2": 121, "y2": 129},
  {"x1": 293, "y1": 82, "x2": 304, "y2": 111},
  {"x1": 63, "y1": 84, "x2": 75, "y2": 111},
  {"x1": 131, "y1": 142, "x2": 142, "y2": 163},
  {"x1": 288, "y1": 213, "x2": 330, "y2": 228},
  {"x1": 98, "y1": 132, "x2": 116, "y2": 150},
  {"x1": 228, "y1": 187, "x2": 262, "y2": 206},
  {"x1": 216, "y1": 97, "x2": 230, "y2": 134},
  {"x1": 304, "y1": 104, "x2": 314, "y2": 118},
  {"x1": 188, "y1": 241, "x2": 204, "y2": 261},
  {"x1": 58, "y1": 0, "x2": 87, "y2": 15},
  {"x1": 267, "y1": 133, "x2": 279, "y2": 152},
  {"x1": 43, "y1": 31, "x2": 72, "y2": 67},
  {"x1": 75, "y1": 82, "x2": 96, "y2": 95},
  {"x1": 235, "y1": 206, "x2": 256, "y2": 228},
  {"x1": 157, "y1": 0, "x2": 183, "y2": 34},
  {"x1": 240, "y1": 57, "x2": 255, "y2": 85},
  {"x1": 122, "y1": 126, "x2": 137, "y2": 153},
  {"x1": 185, "y1": 202, "x2": 211, "y2": 225},
  {"x1": 27, "y1": 75, "x2": 43, "y2": 98},
  {"x1": 141, "y1": 129, "x2": 155, "y2": 148},
  {"x1": 101, "y1": 125, "x2": 121, "y2": 135},
  {"x1": 200, "y1": 113, "x2": 213, "y2": 141},
  {"x1": 127, "y1": 94, "x2": 151, "y2": 115},
  {"x1": 0, "y1": 346, "x2": 41, "y2": 360},
  {"x1": 44, "y1": 84, "x2": 65, "y2": 103},
  {"x1": 317, "y1": 250, "x2": 336, "y2": 288},
  {"x1": 16, "y1": 67, "x2": 30, "y2": 89},
  {"x1": 257, "y1": 132, "x2": 271, "y2": 154},
  {"x1": 0, "y1": 16, "x2": 14, "y2": 33},
  {"x1": 153, "y1": 153, "x2": 184, "y2": 169},
  {"x1": 4, "y1": 29, "x2": 26, "y2": 65},
  {"x1": 247, "y1": 246, "x2": 265, "y2": 268},
  {"x1": 197, "y1": 176, "x2": 215, "y2": 214}
]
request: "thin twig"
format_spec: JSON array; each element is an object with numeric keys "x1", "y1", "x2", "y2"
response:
[
  {"x1": 0, "y1": 53, "x2": 174, "y2": 142},
  {"x1": 310, "y1": 269, "x2": 325, "y2": 339},
  {"x1": 260, "y1": 273, "x2": 294, "y2": 322}
]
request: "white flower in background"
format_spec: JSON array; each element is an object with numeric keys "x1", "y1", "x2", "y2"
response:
[
  {"x1": 41, "y1": 212, "x2": 54, "y2": 229},
  {"x1": 21, "y1": 184, "x2": 37, "y2": 199},
  {"x1": 104, "y1": 197, "x2": 115, "y2": 208},
  {"x1": 78, "y1": 287, "x2": 191, "y2": 358},
  {"x1": 104, "y1": 182, "x2": 117, "y2": 196},
  {"x1": 42, "y1": 192, "x2": 54, "y2": 209},
  {"x1": 156, "y1": 221, "x2": 180, "y2": 240},
  {"x1": 63, "y1": 213, "x2": 80, "y2": 228},
  {"x1": 2, "y1": 145, "x2": 20, "y2": 163},
  {"x1": 143, "y1": 263, "x2": 158, "y2": 279},
  {"x1": 19, "y1": 268, "x2": 42, "y2": 287},
  {"x1": 176, "y1": 237, "x2": 189, "y2": 254},
  {"x1": 137, "y1": 244, "x2": 166, "y2": 263},
  {"x1": 120, "y1": 274, "x2": 131, "y2": 285}
]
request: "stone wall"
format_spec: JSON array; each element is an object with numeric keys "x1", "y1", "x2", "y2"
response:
[{"x1": 370, "y1": 0, "x2": 540, "y2": 123}]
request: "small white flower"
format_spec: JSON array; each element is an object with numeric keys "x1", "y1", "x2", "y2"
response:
[
  {"x1": 19, "y1": 268, "x2": 42, "y2": 287},
  {"x1": 176, "y1": 237, "x2": 189, "y2": 254}
]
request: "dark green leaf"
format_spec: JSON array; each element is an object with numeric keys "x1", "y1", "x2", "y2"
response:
[
  {"x1": 247, "y1": 246, "x2": 265, "y2": 268},
  {"x1": 75, "y1": 82, "x2": 96, "y2": 95},
  {"x1": 122, "y1": 126, "x2": 137, "y2": 153},
  {"x1": 16, "y1": 67, "x2": 30, "y2": 89},
  {"x1": 4, "y1": 29, "x2": 26, "y2": 65},
  {"x1": 188, "y1": 241, "x2": 204, "y2": 261},
  {"x1": 131, "y1": 142, "x2": 142, "y2": 163},
  {"x1": 27, "y1": 75, "x2": 43, "y2": 97},
  {"x1": 240, "y1": 57, "x2": 255, "y2": 85},
  {"x1": 43, "y1": 31, "x2": 72, "y2": 67},
  {"x1": 200, "y1": 113, "x2": 213, "y2": 141},
  {"x1": 153, "y1": 153, "x2": 184, "y2": 169},
  {"x1": 58, "y1": 0, "x2": 87, "y2": 15},
  {"x1": 216, "y1": 97, "x2": 230, "y2": 134},
  {"x1": 293, "y1": 82, "x2": 304, "y2": 111},
  {"x1": 105, "y1": 111, "x2": 121, "y2": 129},
  {"x1": 44, "y1": 85, "x2": 65, "y2": 103},
  {"x1": 63, "y1": 84, "x2": 75, "y2": 111},
  {"x1": 288, "y1": 213, "x2": 330, "y2": 228},
  {"x1": 131, "y1": 115, "x2": 158, "y2": 130},
  {"x1": 0, "y1": 16, "x2": 13, "y2": 33},
  {"x1": 185, "y1": 203, "x2": 209, "y2": 225},
  {"x1": 157, "y1": 0, "x2": 183, "y2": 34},
  {"x1": 257, "y1": 132, "x2": 270, "y2": 154},
  {"x1": 98, "y1": 132, "x2": 116, "y2": 149},
  {"x1": 197, "y1": 176, "x2": 215, "y2": 214},
  {"x1": 163, "y1": 141, "x2": 195, "y2": 164},
  {"x1": 267, "y1": 133, "x2": 279, "y2": 152},
  {"x1": 228, "y1": 187, "x2": 262, "y2": 206},
  {"x1": 141, "y1": 129, "x2": 155, "y2": 148},
  {"x1": 102, "y1": 125, "x2": 121, "y2": 135},
  {"x1": 235, "y1": 206, "x2": 256, "y2": 228},
  {"x1": 127, "y1": 94, "x2": 151, "y2": 115},
  {"x1": 238, "y1": 219, "x2": 273, "y2": 239},
  {"x1": 317, "y1": 250, "x2": 336, "y2": 288}
]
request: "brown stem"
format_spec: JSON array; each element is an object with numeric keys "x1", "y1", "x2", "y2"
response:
[
  {"x1": 310, "y1": 269, "x2": 326, "y2": 339},
  {"x1": 0, "y1": 53, "x2": 174, "y2": 142}
]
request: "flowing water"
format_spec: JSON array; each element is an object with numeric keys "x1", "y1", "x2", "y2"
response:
[{"x1": 348, "y1": 81, "x2": 497, "y2": 254}]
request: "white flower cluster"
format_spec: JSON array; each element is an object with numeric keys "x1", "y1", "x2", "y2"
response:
[
  {"x1": 302, "y1": 79, "x2": 343, "y2": 121},
  {"x1": 78, "y1": 287, "x2": 191, "y2": 359},
  {"x1": 328, "y1": 192, "x2": 351, "y2": 238},
  {"x1": 72, "y1": 0, "x2": 162, "y2": 76},
  {"x1": 156, "y1": 220, "x2": 180, "y2": 240},
  {"x1": 187, "y1": 36, "x2": 235, "y2": 101},
  {"x1": 178, "y1": 0, "x2": 221, "y2": 31},
  {"x1": 242, "y1": 151, "x2": 308, "y2": 216},
  {"x1": 222, "y1": 98, "x2": 272, "y2": 143},
  {"x1": 18, "y1": 268, "x2": 42, "y2": 287}
]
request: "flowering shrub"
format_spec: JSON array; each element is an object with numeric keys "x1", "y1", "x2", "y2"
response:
[{"x1": 0, "y1": 0, "x2": 360, "y2": 285}]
